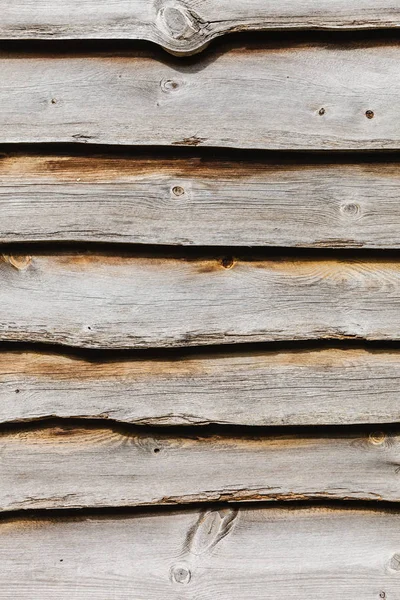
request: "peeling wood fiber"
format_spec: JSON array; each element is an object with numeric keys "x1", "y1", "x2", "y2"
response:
[
  {"x1": 0, "y1": 43, "x2": 400, "y2": 149},
  {"x1": 1, "y1": 348, "x2": 400, "y2": 426}
]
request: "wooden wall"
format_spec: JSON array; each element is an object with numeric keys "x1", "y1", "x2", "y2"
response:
[{"x1": 0, "y1": 1, "x2": 399, "y2": 597}]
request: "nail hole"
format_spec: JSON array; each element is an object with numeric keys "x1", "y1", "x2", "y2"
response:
[
  {"x1": 15, "y1": 389, "x2": 20, "y2": 394},
  {"x1": 366, "y1": 110, "x2": 374, "y2": 119},
  {"x1": 51, "y1": 98, "x2": 57, "y2": 104},
  {"x1": 87, "y1": 326, "x2": 91, "y2": 330},
  {"x1": 153, "y1": 448, "x2": 160, "y2": 454},
  {"x1": 318, "y1": 108, "x2": 325, "y2": 115},
  {"x1": 172, "y1": 185, "x2": 185, "y2": 197}
]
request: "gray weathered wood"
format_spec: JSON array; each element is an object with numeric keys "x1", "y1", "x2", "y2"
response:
[
  {"x1": 2, "y1": 155, "x2": 400, "y2": 247},
  {"x1": 2, "y1": 348, "x2": 400, "y2": 426},
  {"x1": 1, "y1": 253, "x2": 400, "y2": 348},
  {"x1": 1, "y1": 43, "x2": 400, "y2": 149},
  {"x1": 1, "y1": 424, "x2": 399, "y2": 511},
  {"x1": 1, "y1": 507, "x2": 399, "y2": 599},
  {"x1": 0, "y1": 0, "x2": 399, "y2": 54}
]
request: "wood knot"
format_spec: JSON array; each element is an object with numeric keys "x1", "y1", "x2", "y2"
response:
[
  {"x1": 221, "y1": 257, "x2": 235, "y2": 269},
  {"x1": 157, "y1": 4, "x2": 200, "y2": 41},
  {"x1": 171, "y1": 564, "x2": 191, "y2": 584},
  {"x1": 172, "y1": 185, "x2": 185, "y2": 197},
  {"x1": 160, "y1": 78, "x2": 181, "y2": 93},
  {"x1": 340, "y1": 203, "x2": 361, "y2": 218},
  {"x1": 388, "y1": 553, "x2": 400, "y2": 572},
  {"x1": 2, "y1": 255, "x2": 32, "y2": 270},
  {"x1": 369, "y1": 431, "x2": 386, "y2": 445}
]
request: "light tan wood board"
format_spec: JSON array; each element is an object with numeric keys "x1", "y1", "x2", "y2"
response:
[
  {"x1": 1, "y1": 155, "x2": 400, "y2": 247},
  {"x1": 1, "y1": 42, "x2": 400, "y2": 149},
  {"x1": 1, "y1": 507, "x2": 399, "y2": 599}
]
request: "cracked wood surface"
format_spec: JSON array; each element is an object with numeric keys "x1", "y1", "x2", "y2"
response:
[
  {"x1": 2, "y1": 348, "x2": 400, "y2": 426},
  {"x1": 2, "y1": 155, "x2": 400, "y2": 247},
  {"x1": 1, "y1": 42, "x2": 400, "y2": 149},
  {"x1": 2, "y1": 253, "x2": 400, "y2": 348},
  {"x1": 1, "y1": 424, "x2": 400, "y2": 511},
  {"x1": 1, "y1": 0, "x2": 399, "y2": 55},
  {"x1": 1, "y1": 507, "x2": 399, "y2": 599}
]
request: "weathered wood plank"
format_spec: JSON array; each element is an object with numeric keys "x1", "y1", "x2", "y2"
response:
[
  {"x1": 1, "y1": 253, "x2": 400, "y2": 348},
  {"x1": 1, "y1": 0, "x2": 399, "y2": 55},
  {"x1": 1, "y1": 43, "x2": 400, "y2": 149},
  {"x1": 1, "y1": 507, "x2": 399, "y2": 599},
  {"x1": 2, "y1": 348, "x2": 400, "y2": 426},
  {"x1": 1, "y1": 424, "x2": 399, "y2": 511},
  {"x1": 2, "y1": 155, "x2": 400, "y2": 247}
]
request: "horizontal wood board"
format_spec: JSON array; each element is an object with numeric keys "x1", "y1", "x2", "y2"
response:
[
  {"x1": 1, "y1": 507, "x2": 399, "y2": 599},
  {"x1": 2, "y1": 348, "x2": 400, "y2": 426},
  {"x1": 1, "y1": 0, "x2": 400, "y2": 54},
  {"x1": 1, "y1": 43, "x2": 400, "y2": 149},
  {"x1": 1, "y1": 424, "x2": 399, "y2": 511},
  {"x1": 2, "y1": 155, "x2": 400, "y2": 247},
  {"x1": 2, "y1": 254, "x2": 400, "y2": 347}
]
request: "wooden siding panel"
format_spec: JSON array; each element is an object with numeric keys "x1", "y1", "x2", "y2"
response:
[
  {"x1": 0, "y1": 0, "x2": 399, "y2": 54},
  {"x1": 1, "y1": 43, "x2": 400, "y2": 149},
  {"x1": 1, "y1": 349, "x2": 400, "y2": 426},
  {"x1": 0, "y1": 507, "x2": 399, "y2": 599},
  {"x1": 1, "y1": 156, "x2": 400, "y2": 248},
  {"x1": 1, "y1": 254, "x2": 400, "y2": 348},
  {"x1": 0, "y1": 424, "x2": 399, "y2": 511}
]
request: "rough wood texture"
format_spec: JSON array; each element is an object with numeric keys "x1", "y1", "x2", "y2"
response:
[
  {"x1": 1, "y1": 424, "x2": 400, "y2": 511},
  {"x1": 2, "y1": 348, "x2": 400, "y2": 426},
  {"x1": 2, "y1": 155, "x2": 400, "y2": 247},
  {"x1": 1, "y1": 42, "x2": 400, "y2": 149},
  {"x1": 1, "y1": 1, "x2": 400, "y2": 54},
  {"x1": 2, "y1": 253, "x2": 400, "y2": 348},
  {"x1": 1, "y1": 507, "x2": 399, "y2": 599}
]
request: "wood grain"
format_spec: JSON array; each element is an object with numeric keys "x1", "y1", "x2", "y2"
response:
[
  {"x1": 2, "y1": 253, "x2": 400, "y2": 348},
  {"x1": 2, "y1": 155, "x2": 400, "y2": 247},
  {"x1": 1, "y1": 507, "x2": 399, "y2": 599},
  {"x1": 1, "y1": 424, "x2": 400, "y2": 511},
  {"x1": 2, "y1": 348, "x2": 400, "y2": 426},
  {"x1": 1, "y1": 0, "x2": 399, "y2": 54},
  {"x1": 1, "y1": 42, "x2": 400, "y2": 149}
]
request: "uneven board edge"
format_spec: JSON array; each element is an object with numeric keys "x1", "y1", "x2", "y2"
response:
[{"x1": 1, "y1": 347, "x2": 400, "y2": 427}]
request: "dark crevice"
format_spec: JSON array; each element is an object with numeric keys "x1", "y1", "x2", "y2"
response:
[
  {"x1": 0, "y1": 414, "x2": 398, "y2": 438},
  {"x1": 1, "y1": 337, "x2": 400, "y2": 362},
  {"x1": 2, "y1": 144, "x2": 400, "y2": 162},
  {"x1": 4, "y1": 242, "x2": 400, "y2": 259},
  {"x1": 1, "y1": 498, "x2": 400, "y2": 524},
  {"x1": 0, "y1": 29, "x2": 399, "y2": 58}
]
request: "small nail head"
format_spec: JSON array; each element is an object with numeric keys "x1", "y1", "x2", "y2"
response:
[{"x1": 366, "y1": 110, "x2": 374, "y2": 119}]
